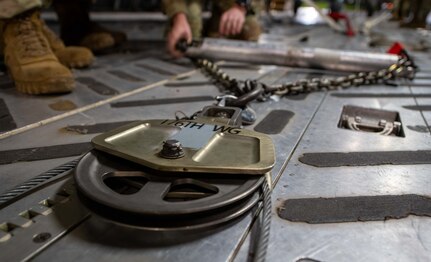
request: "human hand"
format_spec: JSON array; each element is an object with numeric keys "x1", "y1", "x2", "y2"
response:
[
  {"x1": 167, "y1": 13, "x2": 192, "y2": 58},
  {"x1": 219, "y1": 5, "x2": 246, "y2": 36}
]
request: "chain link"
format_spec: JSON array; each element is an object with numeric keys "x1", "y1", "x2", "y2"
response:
[{"x1": 193, "y1": 57, "x2": 417, "y2": 106}]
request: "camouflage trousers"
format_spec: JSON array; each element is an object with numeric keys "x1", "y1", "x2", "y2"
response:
[
  {"x1": 411, "y1": 0, "x2": 431, "y2": 23},
  {"x1": 185, "y1": 0, "x2": 261, "y2": 41},
  {"x1": 0, "y1": 0, "x2": 51, "y2": 19},
  {"x1": 394, "y1": 0, "x2": 431, "y2": 23}
]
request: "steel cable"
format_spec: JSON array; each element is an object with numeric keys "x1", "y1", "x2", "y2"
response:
[
  {"x1": 253, "y1": 176, "x2": 272, "y2": 262},
  {"x1": 0, "y1": 159, "x2": 79, "y2": 207}
]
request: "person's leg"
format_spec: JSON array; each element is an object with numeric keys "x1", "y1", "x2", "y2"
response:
[
  {"x1": 401, "y1": 0, "x2": 427, "y2": 28},
  {"x1": 329, "y1": 0, "x2": 343, "y2": 13},
  {"x1": 206, "y1": 1, "x2": 262, "y2": 41},
  {"x1": 239, "y1": 15, "x2": 261, "y2": 41},
  {"x1": 187, "y1": 0, "x2": 203, "y2": 39},
  {"x1": 1, "y1": 7, "x2": 74, "y2": 94},
  {"x1": 240, "y1": 0, "x2": 262, "y2": 41},
  {"x1": 363, "y1": 0, "x2": 374, "y2": 17},
  {"x1": 415, "y1": 0, "x2": 430, "y2": 27},
  {"x1": 52, "y1": 0, "x2": 92, "y2": 46},
  {"x1": 1, "y1": 0, "x2": 95, "y2": 68},
  {"x1": 410, "y1": 0, "x2": 421, "y2": 23},
  {"x1": 53, "y1": 0, "x2": 126, "y2": 52},
  {"x1": 397, "y1": 0, "x2": 404, "y2": 20},
  {"x1": 294, "y1": 0, "x2": 302, "y2": 16},
  {"x1": 205, "y1": 3, "x2": 223, "y2": 38},
  {"x1": 0, "y1": 0, "x2": 44, "y2": 19}
]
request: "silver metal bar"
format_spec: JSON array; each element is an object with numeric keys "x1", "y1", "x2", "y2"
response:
[
  {"x1": 361, "y1": 11, "x2": 393, "y2": 35},
  {"x1": 302, "y1": 0, "x2": 345, "y2": 32},
  {"x1": 185, "y1": 38, "x2": 399, "y2": 72}
]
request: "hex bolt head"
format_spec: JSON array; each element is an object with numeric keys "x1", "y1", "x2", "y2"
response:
[
  {"x1": 215, "y1": 111, "x2": 229, "y2": 118},
  {"x1": 160, "y1": 139, "x2": 185, "y2": 159}
]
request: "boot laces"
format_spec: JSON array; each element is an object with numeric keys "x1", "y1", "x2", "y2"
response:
[{"x1": 15, "y1": 17, "x2": 49, "y2": 58}]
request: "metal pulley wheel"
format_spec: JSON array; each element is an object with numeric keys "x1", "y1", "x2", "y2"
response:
[
  {"x1": 75, "y1": 150, "x2": 264, "y2": 230},
  {"x1": 75, "y1": 150, "x2": 264, "y2": 216},
  {"x1": 74, "y1": 117, "x2": 275, "y2": 230}
]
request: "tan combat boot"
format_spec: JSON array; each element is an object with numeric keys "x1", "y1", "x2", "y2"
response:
[
  {"x1": 80, "y1": 31, "x2": 116, "y2": 52},
  {"x1": 40, "y1": 19, "x2": 94, "y2": 68},
  {"x1": 70, "y1": 22, "x2": 127, "y2": 53},
  {"x1": 2, "y1": 10, "x2": 74, "y2": 95}
]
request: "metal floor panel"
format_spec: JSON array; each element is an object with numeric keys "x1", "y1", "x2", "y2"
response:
[
  {"x1": 235, "y1": 79, "x2": 431, "y2": 262},
  {"x1": 241, "y1": 83, "x2": 431, "y2": 262},
  {"x1": 33, "y1": 207, "x2": 254, "y2": 262},
  {"x1": 233, "y1": 21, "x2": 431, "y2": 258},
  {"x1": 1, "y1": 14, "x2": 431, "y2": 262},
  {"x1": 0, "y1": 55, "x2": 191, "y2": 132},
  {"x1": 0, "y1": 70, "x2": 222, "y2": 191},
  {"x1": 0, "y1": 65, "x2": 333, "y2": 262}
]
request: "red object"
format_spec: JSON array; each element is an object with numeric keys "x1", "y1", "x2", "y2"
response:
[
  {"x1": 329, "y1": 12, "x2": 355, "y2": 37},
  {"x1": 387, "y1": 42, "x2": 405, "y2": 55},
  {"x1": 387, "y1": 42, "x2": 414, "y2": 66}
]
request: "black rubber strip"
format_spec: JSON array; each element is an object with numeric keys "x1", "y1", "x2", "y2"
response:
[
  {"x1": 407, "y1": 125, "x2": 430, "y2": 133},
  {"x1": 331, "y1": 93, "x2": 431, "y2": 98},
  {"x1": 403, "y1": 105, "x2": 431, "y2": 111},
  {"x1": 409, "y1": 82, "x2": 431, "y2": 86},
  {"x1": 0, "y1": 142, "x2": 92, "y2": 165},
  {"x1": 299, "y1": 150, "x2": 431, "y2": 167},
  {"x1": 164, "y1": 81, "x2": 212, "y2": 87},
  {"x1": 77, "y1": 77, "x2": 119, "y2": 96},
  {"x1": 66, "y1": 121, "x2": 138, "y2": 134},
  {"x1": 108, "y1": 70, "x2": 145, "y2": 82},
  {"x1": 415, "y1": 72, "x2": 431, "y2": 79},
  {"x1": 254, "y1": 110, "x2": 294, "y2": 135},
  {"x1": 286, "y1": 93, "x2": 309, "y2": 100},
  {"x1": 0, "y1": 98, "x2": 17, "y2": 132},
  {"x1": 296, "y1": 258, "x2": 321, "y2": 262},
  {"x1": 135, "y1": 63, "x2": 176, "y2": 76},
  {"x1": 218, "y1": 64, "x2": 260, "y2": 70},
  {"x1": 111, "y1": 96, "x2": 214, "y2": 108},
  {"x1": 278, "y1": 195, "x2": 431, "y2": 224},
  {"x1": 414, "y1": 75, "x2": 431, "y2": 80}
]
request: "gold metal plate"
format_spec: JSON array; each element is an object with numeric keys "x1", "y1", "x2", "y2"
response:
[{"x1": 92, "y1": 119, "x2": 275, "y2": 175}]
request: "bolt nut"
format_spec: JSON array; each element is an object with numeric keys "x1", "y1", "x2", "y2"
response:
[
  {"x1": 160, "y1": 140, "x2": 185, "y2": 159},
  {"x1": 215, "y1": 111, "x2": 229, "y2": 118}
]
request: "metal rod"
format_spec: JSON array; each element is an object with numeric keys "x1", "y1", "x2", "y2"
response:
[
  {"x1": 185, "y1": 38, "x2": 399, "y2": 72},
  {"x1": 302, "y1": 0, "x2": 344, "y2": 32}
]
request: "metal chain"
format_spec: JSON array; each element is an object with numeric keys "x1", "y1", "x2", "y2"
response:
[{"x1": 193, "y1": 57, "x2": 417, "y2": 106}]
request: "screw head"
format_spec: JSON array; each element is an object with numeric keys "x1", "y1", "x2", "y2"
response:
[{"x1": 160, "y1": 140, "x2": 185, "y2": 159}]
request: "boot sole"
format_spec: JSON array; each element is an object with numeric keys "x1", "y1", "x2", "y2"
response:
[{"x1": 15, "y1": 77, "x2": 75, "y2": 95}]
